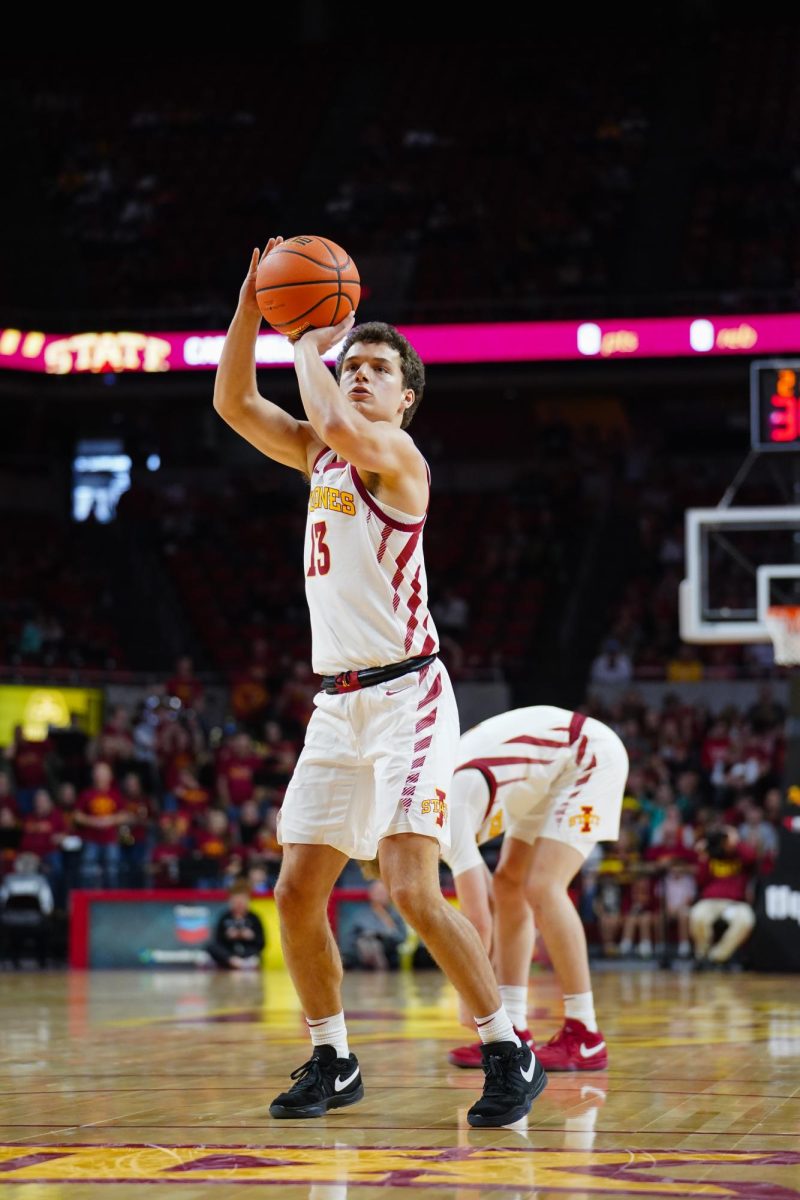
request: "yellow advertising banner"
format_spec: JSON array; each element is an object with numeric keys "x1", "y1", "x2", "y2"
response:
[{"x1": 0, "y1": 685, "x2": 103, "y2": 746}]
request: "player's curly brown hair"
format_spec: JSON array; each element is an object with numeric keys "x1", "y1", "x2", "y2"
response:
[{"x1": 335, "y1": 321, "x2": 425, "y2": 429}]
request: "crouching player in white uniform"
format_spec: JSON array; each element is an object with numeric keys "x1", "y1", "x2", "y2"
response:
[
  {"x1": 214, "y1": 238, "x2": 546, "y2": 1128},
  {"x1": 444, "y1": 706, "x2": 628, "y2": 1071}
]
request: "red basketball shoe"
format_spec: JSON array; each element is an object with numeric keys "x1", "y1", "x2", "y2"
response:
[
  {"x1": 534, "y1": 1019, "x2": 607, "y2": 1071},
  {"x1": 448, "y1": 1028, "x2": 534, "y2": 1068}
]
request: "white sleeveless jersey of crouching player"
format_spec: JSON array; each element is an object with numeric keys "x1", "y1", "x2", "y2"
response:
[{"x1": 304, "y1": 447, "x2": 439, "y2": 675}]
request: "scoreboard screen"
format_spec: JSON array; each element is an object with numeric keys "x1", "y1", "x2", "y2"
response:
[{"x1": 751, "y1": 360, "x2": 800, "y2": 450}]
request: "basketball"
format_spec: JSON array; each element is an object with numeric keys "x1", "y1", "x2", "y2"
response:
[{"x1": 255, "y1": 235, "x2": 361, "y2": 341}]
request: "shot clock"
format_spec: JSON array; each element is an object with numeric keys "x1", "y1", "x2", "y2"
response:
[{"x1": 751, "y1": 360, "x2": 800, "y2": 450}]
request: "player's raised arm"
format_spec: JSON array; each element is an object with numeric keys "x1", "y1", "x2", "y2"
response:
[
  {"x1": 292, "y1": 319, "x2": 429, "y2": 511},
  {"x1": 213, "y1": 240, "x2": 324, "y2": 476}
]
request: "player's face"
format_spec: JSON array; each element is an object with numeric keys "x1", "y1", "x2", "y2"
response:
[{"x1": 340, "y1": 342, "x2": 413, "y2": 425}]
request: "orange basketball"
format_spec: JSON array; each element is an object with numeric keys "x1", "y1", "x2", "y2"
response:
[{"x1": 255, "y1": 235, "x2": 361, "y2": 341}]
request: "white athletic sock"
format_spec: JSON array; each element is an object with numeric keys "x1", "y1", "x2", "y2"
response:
[
  {"x1": 498, "y1": 984, "x2": 528, "y2": 1031},
  {"x1": 475, "y1": 1004, "x2": 522, "y2": 1047},
  {"x1": 563, "y1": 991, "x2": 598, "y2": 1033},
  {"x1": 306, "y1": 1010, "x2": 349, "y2": 1058}
]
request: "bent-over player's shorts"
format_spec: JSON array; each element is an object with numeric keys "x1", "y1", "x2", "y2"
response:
[
  {"x1": 506, "y1": 717, "x2": 629, "y2": 859},
  {"x1": 277, "y1": 659, "x2": 460, "y2": 860}
]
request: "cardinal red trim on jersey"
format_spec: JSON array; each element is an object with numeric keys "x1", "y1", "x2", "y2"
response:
[
  {"x1": 505, "y1": 735, "x2": 571, "y2": 749},
  {"x1": 404, "y1": 567, "x2": 423, "y2": 652},
  {"x1": 323, "y1": 457, "x2": 348, "y2": 471},
  {"x1": 350, "y1": 466, "x2": 426, "y2": 533},
  {"x1": 311, "y1": 447, "x2": 329, "y2": 474},
  {"x1": 455, "y1": 762, "x2": 498, "y2": 823},
  {"x1": 377, "y1": 523, "x2": 392, "y2": 564},
  {"x1": 390, "y1": 531, "x2": 423, "y2": 609}
]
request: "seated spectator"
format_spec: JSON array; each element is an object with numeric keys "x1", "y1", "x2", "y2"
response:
[
  {"x1": 21, "y1": 789, "x2": 65, "y2": 897},
  {"x1": 689, "y1": 826, "x2": 756, "y2": 967},
  {"x1": 169, "y1": 766, "x2": 211, "y2": 821},
  {"x1": 343, "y1": 880, "x2": 406, "y2": 970},
  {"x1": 206, "y1": 881, "x2": 265, "y2": 970},
  {"x1": 237, "y1": 798, "x2": 262, "y2": 848},
  {"x1": 590, "y1": 639, "x2": 633, "y2": 685},
  {"x1": 191, "y1": 809, "x2": 234, "y2": 888},
  {"x1": 216, "y1": 733, "x2": 264, "y2": 811},
  {"x1": 645, "y1": 807, "x2": 698, "y2": 957},
  {"x1": 149, "y1": 823, "x2": 188, "y2": 888},
  {"x1": 230, "y1": 663, "x2": 271, "y2": 734},
  {"x1": 619, "y1": 873, "x2": 655, "y2": 959},
  {"x1": 737, "y1": 799, "x2": 779, "y2": 865},
  {"x1": 666, "y1": 645, "x2": 704, "y2": 682},
  {"x1": 0, "y1": 852, "x2": 54, "y2": 966}
]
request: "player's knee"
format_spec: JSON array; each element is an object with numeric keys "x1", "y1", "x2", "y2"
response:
[
  {"x1": 274, "y1": 873, "x2": 318, "y2": 922},
  {"x1": 526, "y1": 875, "x2": 562, "y2": 913},
  {"x1": 387, "y1": 879, "x2": 437, "y2": 929},
  {"x1": 493, "y1": 864, "x2": 526, "y2": 898}
]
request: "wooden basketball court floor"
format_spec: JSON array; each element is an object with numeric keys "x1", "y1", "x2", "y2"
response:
[{"x1": 0, "y1": 967, "x2": 798, "y2": 1198}]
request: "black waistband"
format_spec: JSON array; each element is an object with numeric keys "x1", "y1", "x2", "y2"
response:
[{"x1": 321, "y1": 654, "x2": 438, "y2": 695}]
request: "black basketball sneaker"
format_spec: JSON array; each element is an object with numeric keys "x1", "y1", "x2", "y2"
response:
[
  {"x1": 467, "y1": 1039, "x2": 548, "y2": 1127},
  {"x1": 269, "y1": 1045, "x2": 364, "y2": 1119}
]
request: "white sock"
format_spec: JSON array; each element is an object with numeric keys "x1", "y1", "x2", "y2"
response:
[
  {"x1": 564, "y1": 991, "x2": 598, "y2": 1033},
  {"x1": 475, "y1": 1004, "x2": 521, "y2": 1047},
  {"x1": 639, "y1": 939, "x2": 653, "y2": 958},
  {"x1": 498, "y1": 984, "x2": 528, "y2": 1031},
  {"x1": 306, "y1": 1010, "x2": 349, "y2": 1058}
]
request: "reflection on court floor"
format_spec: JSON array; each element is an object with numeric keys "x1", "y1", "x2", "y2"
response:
[{"x1": 0, "y1": 968, "x2": 798, "y2": 1199}]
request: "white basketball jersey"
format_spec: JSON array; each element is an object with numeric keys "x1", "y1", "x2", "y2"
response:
[
  {"x1": 456, "y1": 706, "x2": 591, "y2": 843},
  {"x1": 304, "y1": 448, "x2": 440, "y2": 675}
]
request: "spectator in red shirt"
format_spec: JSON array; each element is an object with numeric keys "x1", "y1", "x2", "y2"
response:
[
  {"x1": 166, "y1": 656, "x2": 204, "y2": 711},
  {"x1": 148, "y1": 823, "x2": 187, "y2": 888},
  {"x1": 216, "y1": 733, "x2": 263, "y2": 810},
  {"x1": 230, "y1": 663, "x2": 271, "y2": 735},
  {"x1": 169, "y1": 766, "x2": 212, "y2": 824},
  {"x1": 21, "y1": 789, "x2": 66, "y2": 902},
  {"x1": 9, "y1": 727, "x2": 53, "y2": 814},
  {"x1": 689, "y1": 826, "x2": 757, "y2": 966},
  {"x1": 191, "y1": 809, "x2": 234, "y2": 888},
  {"x1": 75, "y1": 762, "x2": 128, "y2": 888}
]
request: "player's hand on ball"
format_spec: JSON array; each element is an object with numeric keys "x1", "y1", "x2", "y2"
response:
[
  {"x1": 239, "y1": 237, "x2": 284, "y2": 314},
  {"x1": 292, "y1": 312, "x2": 356, "y2": 354}
]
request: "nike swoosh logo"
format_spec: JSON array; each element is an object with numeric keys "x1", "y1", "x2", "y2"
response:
[
  {"x1": 579, "y1": 1041, "x2": 606, "y2": 1058},
  {"x1": 334, "y1": 1066, "x2": 360, "y2": 1092},
  {"x1": 519, "y1": 1059, "x2": 535, "y2": 1083},
  {"x1": 386, "y1": 686, "x2": 410, "y2": 696}
]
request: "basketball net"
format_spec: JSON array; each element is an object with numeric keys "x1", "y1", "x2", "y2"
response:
[{"x1": 765, "y1": 606, "x2": 800, "y2": 666}]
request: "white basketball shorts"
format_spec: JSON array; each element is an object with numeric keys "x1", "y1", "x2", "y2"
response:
[
  {"x1": 506, "y1": 717, "x2": 629, "y2": 858},
  {"x1": 277, "y1": 659, "x2": 460, "y2": 860}
]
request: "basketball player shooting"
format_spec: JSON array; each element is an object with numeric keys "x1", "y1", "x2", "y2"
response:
[{"x1": 213, "y1": 239, "x2": 547, "y2": 1127}]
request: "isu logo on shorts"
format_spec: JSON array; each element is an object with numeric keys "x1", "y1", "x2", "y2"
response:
[
  {"x1": 421, "y1": 789, "x2": 448, "y2": 827},
  {"x1": 569, "y1": 805, "x2": 601, "y2": 834}
]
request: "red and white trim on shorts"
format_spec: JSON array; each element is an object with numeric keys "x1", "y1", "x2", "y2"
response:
[{"x1": 400, "y1": 664, "x2": 442, "y2": 813}]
